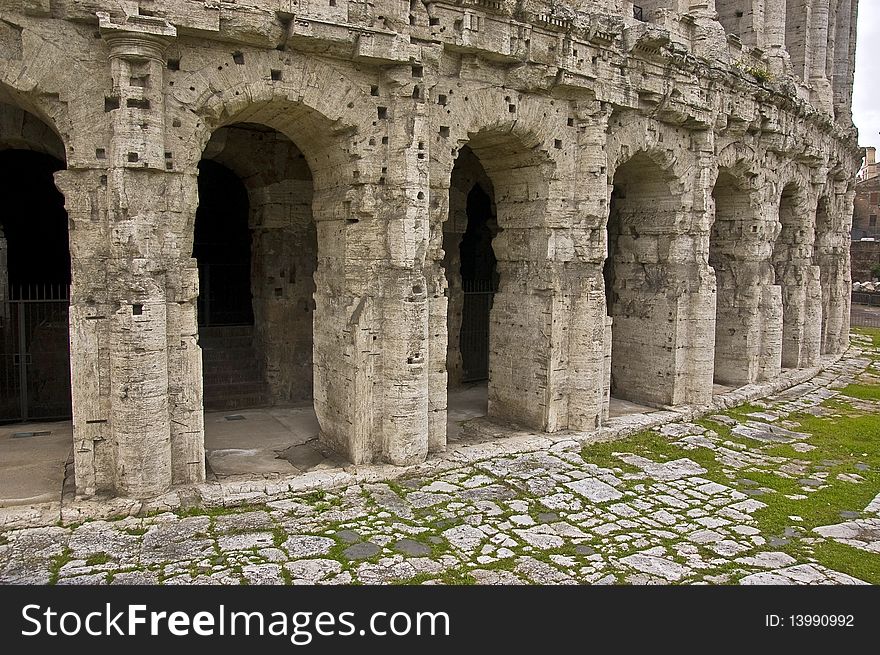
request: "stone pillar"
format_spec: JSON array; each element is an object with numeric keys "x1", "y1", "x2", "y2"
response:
[
  {"x1": 312, "y1": 183, "x2": 379, "y2": 464},
  {"x1": 677, "y1": 142, "x2": 716, "y2": 405},
  {"x1": 95, "y1": 12, "x2": 192, "y2": 496},
  {"x1": 54, "y1": 168, "x2": 113, "y2": 496},
  {"x1": 773, "y1": 194, "x2": 822, "y2": 370},
  {"x1": 832, "y1": 0, "x2": 858, "y2": 123},
  {"x1": 808, "y1": 0, "x2": 834, "y2": 114},
  {"x1": 315, "y1": 84, "x2": 429, "y2": 466},
  {"x1": 817, "y1": 181, "x2": 855, "y2": 354},
  {"x1": 377, "y1": 100, "x2": 430, "y2": 465},
  {"x1": 710, "y1": 178, "x2": 774, "y2": 387},
  {"x1": 764, "y1": 0, "x2": 791, "y2": 75},
  {"x1": 566, "y1": 104, "x2": 614, "y2": 429}
]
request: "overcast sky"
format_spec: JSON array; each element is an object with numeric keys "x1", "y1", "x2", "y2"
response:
[{"x1": 854, "y1": 2, "x2": 879, "y2": 148}]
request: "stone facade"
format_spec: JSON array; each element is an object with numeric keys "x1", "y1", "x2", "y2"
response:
[{"x1": 0, "y1": 0, "x2": 860, "y2": 499}]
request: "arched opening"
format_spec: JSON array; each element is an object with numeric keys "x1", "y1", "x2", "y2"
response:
[
  {"x1": 772, "y1": 182, "x2": 811, "y2": 368},
  {"x1": 437, "y1": 128, "x2": 561, "y2": 439},
  {"x1": 0, "y1": 145, "x2": 70, "y2": 423},
  {"x1": 443, "y1": 147, "x2": 498, "y2": 437},
  {"x1": 605, "y1": 153, "x2": 682, "y2": 410},
  {"x1": 813, "y1": 196, "x2": 834, "y2": 354},
  {"x1": 710, "y1": 171, "x2": 757, "y2": 386},
  {"x1": 194, "y1": 160, "x2": 253, "y2": 330},
  {"x1": 0, "y1": 99, "x2": 72, "y2": 506},
  {"x1": 196, "y1": 123, "x2": 323, "y2": 475}
]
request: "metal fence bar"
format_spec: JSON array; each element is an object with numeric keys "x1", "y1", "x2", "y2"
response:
[{"x1": 1, "y1": 283, "x2": 71, "y2": 423}]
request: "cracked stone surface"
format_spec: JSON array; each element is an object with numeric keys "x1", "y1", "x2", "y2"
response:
[{"x1": 1, "y1": 337, "x2": 879, "y2": 585}]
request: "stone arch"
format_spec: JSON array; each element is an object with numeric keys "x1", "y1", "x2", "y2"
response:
[
  {"x1": 171, "y1": 55, "x2": 364, "y2": 188},
  {"x1": 0, "y1": 71, "x2": 74, "y2": 158},
  {"x1": 426, "y1": 88, "x2": 586, "y2": 440},
  {"x1": 605, "y1": 147, "x2": 693, "y2": 406},
  {"x1": 196, "y1": 124, "x2": 317, "y2": 413},
  {"x1": 0, "y1": 93, "x2": 73, "y2": 497},
  {"x1": 771, "y1": 176, "x2": 821, "y2": 368},
  {"x1": 708, "y1": 153, "x2": 770, "y2": 386},
  {"x1": 170, "y1": 59, "x2": 396, "y2": 467},
  {"x1": 444, "y1": 126, "x2": 559, "y2": 432}
]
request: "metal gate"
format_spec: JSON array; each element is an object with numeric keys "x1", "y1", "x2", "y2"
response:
[
  {"x1": 460, "y1": 279, "x2": 495, "y2": 382},
  {"x1": 0, "y1": 284, "x2": 71, "y2": 423}
]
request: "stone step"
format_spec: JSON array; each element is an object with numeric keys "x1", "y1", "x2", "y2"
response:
[
  {"x1": 199, "y1": 335, "x2": 257, "y2": 352},
  {"x1": 198, "y1": 324, "x2": 255, "y2": 338},
  {"x1": 199, "y1": 323, "x2": 268, "y2": 409},
  {"x1": 203, "y1": 392, "x2": 271, "y2": 411},
  {"x1": 203, "y1": 371, "x2": 265, "y2": 386}
]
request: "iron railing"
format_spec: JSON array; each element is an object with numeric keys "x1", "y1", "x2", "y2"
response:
[{"x1": 0, "y1": 283, "x2": 71, "y2": 423}]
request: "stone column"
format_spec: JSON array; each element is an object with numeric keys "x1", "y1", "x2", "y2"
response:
[
  {"x1": 676, "y1": 139, "x2": 716, "y2": 405},
  {"x1": 96, "y1": 12, "x2": 186, "y2": 496},
  {"x1": 54, "y1": 168, "x2": 113, "y2": 496},
  {"x1": 377, "y1": 100, "x2": 430, "y2": 466},
  {"x1": 817, "y1": 181, "x2": 854, "y2": 354},
  {"x1": 764, "y1": 0, "x2": 791, "y2": 75},
  {"x1": 808, "y1": 0, "x2": 834, "y2": 114},
  {"x1": 566, "y1": 104, "x2": 613, "y2": 429},
  {"x1": 832, "y1": 0, "x2": 858, "y2": 123},
  {"x1": 314, "y1": 78, "x2": 429, "y2": 466},
  {"x1": 773, "y1": 196, "x2": 822, "y2": 370}
]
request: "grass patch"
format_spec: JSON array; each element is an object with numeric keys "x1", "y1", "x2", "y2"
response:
[
  {"x1": 852, "y1": 327, "x2": 880, "y2": 348},
  {"x1": 48, "y1": 547, "x2": 72, "y2": 585},
  {"x1": 85, "y1": 552, "x2": 110, "y2": 566},
  {"x1": 724, "y1": 402, "x2": 770, "y2": 422},
  {"x1": 122, "y1": 526, "x2": 148, "y2": 536},
  {"x1": 812, "y1": 541, "x2": 880, "y2": 584},
  {"x1": 838, "y1": 383, "x2": 880, "y2": 402},
  {"x1": 581, "y1": 430, "x2": 683, "y2": 472},
  {"x1": 272, "y1": 525, "x2": 286, "y2": 549}
]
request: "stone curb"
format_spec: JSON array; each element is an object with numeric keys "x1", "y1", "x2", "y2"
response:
[{"x1": 0, "y1": 344, "x2": 857, "y2": 530}]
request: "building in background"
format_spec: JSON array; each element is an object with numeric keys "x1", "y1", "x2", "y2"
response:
[{"x1": 852, "y1": 148, "x2": 880, "y2": 280}]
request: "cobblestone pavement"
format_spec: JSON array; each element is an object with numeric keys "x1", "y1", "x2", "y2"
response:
[{"x1": 2, "y1": 332, "x2": 880, "y2": 586}]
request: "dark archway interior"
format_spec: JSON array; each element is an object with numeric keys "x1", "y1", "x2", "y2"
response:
[
  {"x1": 0, "y1": 150, "x2": 68, "y2": 286},
  {"x1": 604, "y1": 184, "x2": 623, "y2": 319},
  {"x1": 194, "y1": 159, "x2": 253, "y2": 327},
  {"x1": 458, "y1": 183, "x2": 498, "y2": 382},
  {"x1": 0, "y1": 149, "x2": 70, "y2": 422}
]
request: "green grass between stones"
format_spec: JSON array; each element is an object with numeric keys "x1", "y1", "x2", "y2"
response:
[{"x1": 580, "y1": 340, "x2": 880, "y2": 583}]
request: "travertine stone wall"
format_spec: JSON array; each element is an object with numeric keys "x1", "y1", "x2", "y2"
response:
[{"x1": 0, "y1": 0, "x2": 860, "y2": 499}]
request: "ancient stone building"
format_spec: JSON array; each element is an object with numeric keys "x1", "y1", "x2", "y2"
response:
[{"x1": 0, "y1": 0, "x2": 861, "y2": 500}]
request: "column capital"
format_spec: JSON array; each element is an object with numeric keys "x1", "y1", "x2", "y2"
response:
[{"x1": 97, "y1": 12, "x2": 176, "y2": 62}]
